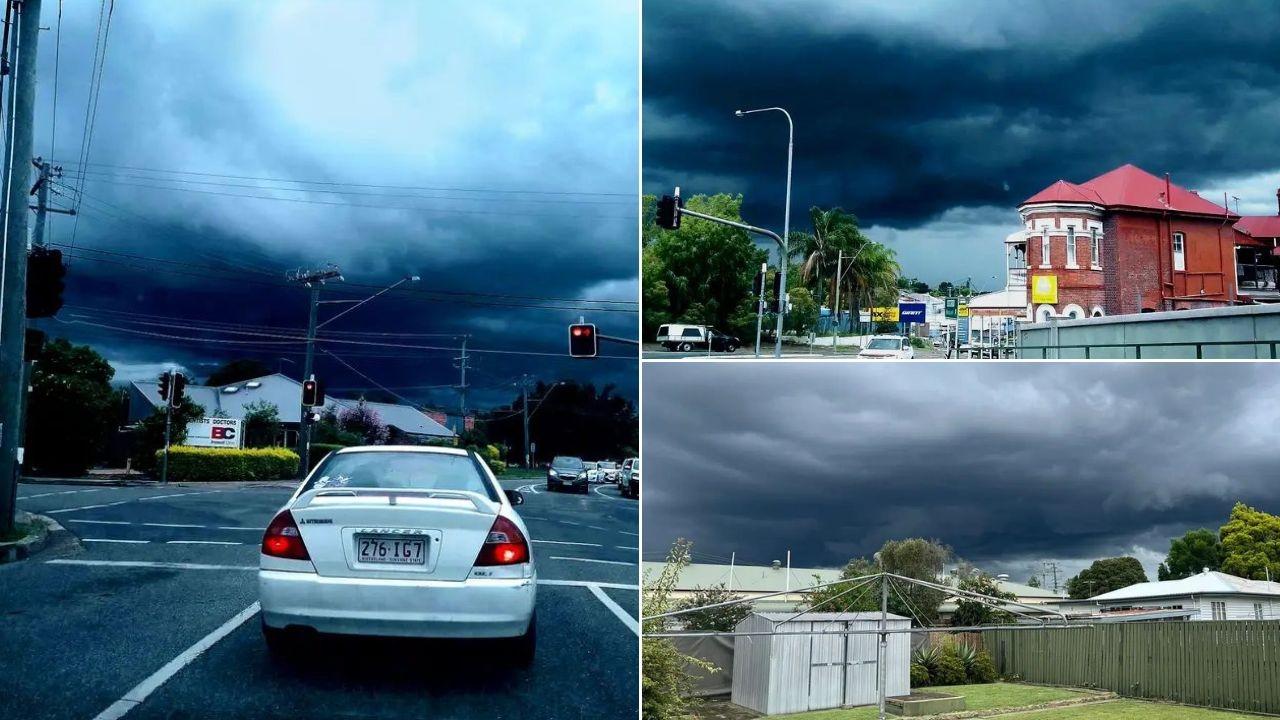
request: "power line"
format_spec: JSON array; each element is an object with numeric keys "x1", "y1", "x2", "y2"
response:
[
  {"x1": 50, "y1": 0, "x2": 61, "y2": 158},
  {"x1": 67, "y1": 0, "x2": 114, "y2": 259}
]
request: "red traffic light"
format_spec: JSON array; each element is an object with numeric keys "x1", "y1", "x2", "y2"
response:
[
  {"x1": 302, "y1": 376, "x2": 324, "y2": 407},
  {"x1": 568, "y1": 323, "x2": 598, "y2": 358}
]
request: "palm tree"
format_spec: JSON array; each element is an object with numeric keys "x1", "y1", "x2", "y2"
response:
[
  {"x1": 794, "y1": 207, "x2": 867, "y2": 306},
  {"x1": 842, "y1": 243, "x2": 901, "y2": 336}
]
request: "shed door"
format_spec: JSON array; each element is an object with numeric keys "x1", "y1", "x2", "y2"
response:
[
  {"x1": 844, "y1": 628, "x2": 880, "y2": 707},
  {"x1": 806, "y1": 622, "x2": 846, "y2": 711}
]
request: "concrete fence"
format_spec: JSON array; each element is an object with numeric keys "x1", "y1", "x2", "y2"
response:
[
  {"x1": 1017, "y1": 303, "x2": 1280, "y2": 359},
  {"x1": 983, "y1": 622, "x2": 1280, "y2": 714}
]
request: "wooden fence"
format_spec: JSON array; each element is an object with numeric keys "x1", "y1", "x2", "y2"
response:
[{"x1": 982, "y1": 622, "x2": 1280, "y2": 714}]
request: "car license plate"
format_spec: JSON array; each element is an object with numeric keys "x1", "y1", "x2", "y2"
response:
[{"x1": 356, "y1": 535, "x2": 427, "y2": 565}]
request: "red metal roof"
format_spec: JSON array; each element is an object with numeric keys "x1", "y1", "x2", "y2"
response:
[
  {"x1": 1022, "y1": 164, "x2": 1238, "y2": 218},
  {"x1": 1236, "y1": 215, "x2": 1280, "y2": 239}
]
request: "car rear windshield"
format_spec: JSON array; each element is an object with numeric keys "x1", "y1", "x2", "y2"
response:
[
  {"x1": 552, "y1": 456, "x2": 584, "y2": 470},
  {"x1": 598, "y1": 461, "x2": 617, "y2": 469},
  {"x1": 304, "y1": 451, "x2": 497, "y2": 501},
  {"x1": 867, "y1": 339, "x2": 899, "y2": 350}
]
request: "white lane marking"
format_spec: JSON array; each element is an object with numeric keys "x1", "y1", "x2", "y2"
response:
[
  {"x1": 616, "y1": 546, "x2": 638, "y2": 551},
  {"x1": 83, "y1": 539, "x2": 149, "y2": 544},
  {"x1": 560, "y1": 521, "x2": 581, "y2": 526},
  {"x1": 47, "y1": 500, "x2": 133, "y2": 514},
  {"x1": 592, "y1": 486, "x2": 623, "y2": 501},
  {"x1": 587, "y1": 583, "x2": 639, "y2": 636},
  {"x1": 19, "y1": 488, "x2": 105, "y2": 500},
  {"x1": 549, "y1": 556, "x2": 636, "y2": 567},
  {"x1": 138, "y1": 490, "x2": 222, "y2": 502},
  {"x1": 66, "y1": 519, "x2": 130, "y2": 526},
  {"x1": 90, "y1": 602, "x2": 260, "y2": 720},
  {"x1": 143, "y1": 523, "x2": 206, "y2": 529},
  {"x1": 533, "y1": 578, "x2": 639, "y2": 590},
  {"x1": 215, "y1": 526, "x2": 265, "y2": 532},
  {"x1": 527, "y1": 483, "x2": 543, "y2": 495},
  {"x1": 532, "y1": 539, "x2": 602, "y2": 547},
  {"x1": 47, "y1": 559, "x2": 257, "y2": 571},
  {"x1": 619, "y1": 531, "x2": 638, "y2": 537},
  {"x1": 519, "y1": 514, "x2": 548, "y2": 521},
  {"x1": 587, "y1": 525, "x2": 608, "y2": 531},
  {"x1": 166, "y1": 540, "x2": 242, "y2": 546},
  {"x1": 65, "y1": 519, "x2": 263, "y2": 531}
]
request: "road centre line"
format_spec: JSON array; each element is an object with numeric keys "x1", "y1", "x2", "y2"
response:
[
  {"x1": 587, "y1": 583, "x2": 639, "y2": 636},
  {"x1": 138, "y1": 490, "x2": 223, "y2": 502},
  {"x1": 616, "y1": 546, "x2": 638, "y2": 550},
  {"x1": 618, "y1": 531, "x2": 638, "y2": 537},
  {"x1": 90, "y1": 602, "x2": 261, "y2": 720},
  {"x1": 47, "y1": 500, "x2": 133, "y2": 515},
  {"x1": 532, "y1": 539, "x2": 601, "y2": 547},
  {"x1": 549, "y1": 556, "x2": 636, "y2": 566},
  {"x1": 65, "y1": 519, "x2": 263, "y2": 531},
  {"x1": 166, "y1": 540, "x2": 242, "y2": 546},
  {"x1": 46, "y1": 560, "x2": 642, "y2": 591},
  {"x1": 18, "y1": 488, "x2": 105, "y2": 500},
  {"x1": 83, "y1": 539, "x2": 149, "y2": 544}
]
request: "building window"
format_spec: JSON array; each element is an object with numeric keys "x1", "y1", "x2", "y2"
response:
[
  {"x1": 1211, "y1": 601, "x2": 1226, "y2": 620},
  {"x1": 1255, "y1": 603, "x2": 1264, "y2": 620},
  {"x1": 1173, "y1": 232, "x2": 1186, "y2": 271},
  {"x1": 1066, "y1": 228, "x2": 1077, "y2": 267},
  {"x1": 1041, "y1": 229, "x2": 1050, "y2": 266},
  {"x1": 1091, "y1": 229, "x2": 1101, "y2": 268}
]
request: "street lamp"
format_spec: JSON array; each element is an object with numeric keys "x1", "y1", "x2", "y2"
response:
[{"x1": 736, "y1": 106, "x2": 793, "y2": 359}]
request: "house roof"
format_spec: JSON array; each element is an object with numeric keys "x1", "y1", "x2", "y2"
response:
[
  {"x1": 131, "y1": 373, "x2": 454, "y2": 437},
  {"x1": 642, "y1": 561, "x2": 843, "y2": 594},
  {"x1": 1236, "y1": 215, "x2": 1280, "y2": 239},
  {"x1": 753, "y1": 611, "x2": 908, "y2": 623},
  {"x1": 967, "y1": 287, "x2": 1026, "y2": 309},
  {"x1": 1023, "y1": 164, "x2": 1237, "y2": 218},
  {"x1": 1086, "y1": 571, "x2": 1280, "y2": 602}
]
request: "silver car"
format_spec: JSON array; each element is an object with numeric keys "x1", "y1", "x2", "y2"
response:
[{"x1": 258, "y1": 446, "x2": 537, "y2": 665}]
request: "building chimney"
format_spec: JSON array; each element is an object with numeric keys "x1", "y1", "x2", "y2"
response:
[{"x1": 771, "y1": 560, "x2": 781, "y2": 570}]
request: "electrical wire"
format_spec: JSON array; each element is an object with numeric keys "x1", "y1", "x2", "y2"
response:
[{"x1": 67, "y1": 0, "x2": 114, "y2": 260}]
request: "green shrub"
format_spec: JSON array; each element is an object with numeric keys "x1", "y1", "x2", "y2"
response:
[
  {"x1": 910, "y1": 336, "x2": 929, "y2": 348},
  {"x1": 932, "y1": 647, "x2": 968, "y2": 686},
  {"x1": 968, "y1": 649, "x2": 999, "y2": 683},
  {"x1": 159, "y1": 446, "x2": 300, "y2": 482},
  {"x1": 910, "y1": 662, "x2": 931, "y2": 688},
  {"x1": 911, "y1": 644, "x2": 941, "y2": 676}
]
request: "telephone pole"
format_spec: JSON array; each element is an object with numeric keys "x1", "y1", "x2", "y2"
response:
[
  {"x1": 519, "y1": 374, "x2": 533, "y2": 468},
  {"x1": 288, "y1": 264, "x2": 342, "y2": 477},
  {"x1": 454, "y1": 335, "x2": 470, "y2": 427},
  {"x1": 1043, "y1": 561, "x2": 1061, "y2": 594},
  {"x1": 0, "y1": 0, "x2": 41, "y2": 536}
]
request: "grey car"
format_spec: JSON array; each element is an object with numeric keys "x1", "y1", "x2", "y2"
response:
[{"x1": 547, "y1": 456, "x2": 589, "y2": 494}]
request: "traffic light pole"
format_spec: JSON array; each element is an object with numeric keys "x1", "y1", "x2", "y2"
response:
[
  {"x1": 755, "y1": 262, "x2": 766, "y2": 357},
  {"x1": 297, "y1": 283, "x2": 319, "y2": 477},
  {"x1": 0, "y1": 0, "x2": 41, "y2": 536},
  {"x1": 160, "y1": 373, "x2": 174, "y2": 485}
]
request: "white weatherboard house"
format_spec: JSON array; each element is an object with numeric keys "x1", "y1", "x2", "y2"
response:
[
  {"x1": 732, "y1": 612, "x2": 910, "y2": 715},
  {"x1": 1059, "y1": 571, "x2": 1280, "y2": 622}
]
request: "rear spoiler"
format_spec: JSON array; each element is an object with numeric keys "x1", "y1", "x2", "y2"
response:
[{"x1": 294, "y1": 487, "x2": 496, "y2": 514}]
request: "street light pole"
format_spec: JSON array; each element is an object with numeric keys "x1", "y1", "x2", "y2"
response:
[{"x1": 737, "y1": 106, "x2": 793, "y2": 359}]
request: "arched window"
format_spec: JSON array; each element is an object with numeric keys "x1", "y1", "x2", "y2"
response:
[
  {"x1": 1036, "y1": 304, "x2": 1055, "y2": 322},
  {"x1": 1041, "y1": 228, "x2": 1050, "y2": 266},
  {"x1": 1063, "y1": 304, "x2": 1085, "y2": 320},
  {"x1": 1090, "y1": 306, "x2": 1105, "y2": 318}
]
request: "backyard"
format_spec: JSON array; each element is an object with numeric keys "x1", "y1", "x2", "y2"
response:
[{"x1": 691, "y1": 683, "x2": 1266, "y2": 720}]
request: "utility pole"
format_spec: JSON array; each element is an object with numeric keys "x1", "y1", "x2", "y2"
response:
[
  {"x1": 520, "y1": 374, "x2": 533, "y2": 468},
  {"x1": 877, "y1": 573, "x2": 889, "y2": 720},
  {"x1": 288, "y1": 265, "x2": 342, "y2": 477},
  {"x1": 1043, "y1": 561, "x2": 1061, "y2": 595},
  {"x1": 0, "y1": 0, "x2": 41, "y2": 536},
  {"x1": 832, "y1": 251, "x2": 844, "y2": 350},
  {"x1": 454, "y1": 335, "x2": 469, "y2": 427}
]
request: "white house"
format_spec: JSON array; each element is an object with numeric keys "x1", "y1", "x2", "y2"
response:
[
  {"x1": 1058, "y1": 571, "x2": 1280, "y2": 622},
  {"x1": 641, "y1": 560, "x2": 843, "y2": 611}
]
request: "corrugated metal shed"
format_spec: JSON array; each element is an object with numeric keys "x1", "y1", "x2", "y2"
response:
[{"x1": 731, "y1": 611, "x2": 911, "y2": 715}]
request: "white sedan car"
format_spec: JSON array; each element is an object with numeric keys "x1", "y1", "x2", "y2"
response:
[
  {"x1": 259, "y1": 446, "x2": 536, "y2": 665},
  {"x1": 857, "y1": 335, "x2": 915, "y2": 360}
]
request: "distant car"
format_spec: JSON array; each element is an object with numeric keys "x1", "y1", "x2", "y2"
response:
[
  {"x1": 596, "y1": 460, "x2": 620, "y2": 483},
  {"x1": 619, "y1": 457, "x2": 640, "y2": 499},
  {"x1": 858, "y1": 335, "x2": 914, "y2": 360},
  {"x1": 584, "y1": 461, "x2": 600, "y2": 483},
  {"x1": 258, "y1": 446, "x2": 536, "y2": 666},
  {"x1": 656, "y1": 324, "x2": 741, "y2": 353},
  {"x1": 546, "y1": 456, "x2": 589, "y2": 494},
  {"x1": 618, "y1": 458, "x2": 633, "y2": 491}
]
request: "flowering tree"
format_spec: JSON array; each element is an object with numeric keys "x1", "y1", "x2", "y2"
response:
[{"x1": 338, "y1": 399, "x2": 390, "y2": 445}]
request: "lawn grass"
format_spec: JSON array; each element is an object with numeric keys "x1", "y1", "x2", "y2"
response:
[
  {"x1": 1001, "y1": 699, "x2": 1257, "y2": 719},
  {"x1": 0, "y1": 520, "x2": 37, "y2": 543}
]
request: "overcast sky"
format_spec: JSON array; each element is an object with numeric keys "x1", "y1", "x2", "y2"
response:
[
  {"x1": 30, "y1": 0, "x2": 637, "y2": 408},
  {"x1": 642, "y1": 362, "x2": 1279, "y2": 586},
  {"x1": 643, "y1": 0, "x2": 1280, "y2": 289}
]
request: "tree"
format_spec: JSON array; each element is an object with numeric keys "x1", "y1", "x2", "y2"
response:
[
  {"x1": 677, "y1": 584, "x2": 751, "y2": 633},
  {"x1": 793, "y1": 207, "x2": 872, "y2": 307},
  {"x1": 338, "y1": 399, "x2": 390, "y2": 445},
  {"x1": 1027, "y1": 575, "x2": 1042, "y2": 588},
  {"x1": 312, "y1": 407, "x2": 363, "y2": 447},
  {"x1": 910, "y1": 280, "x2": 930, "y2": 294},
  {"x1": 482, "y1": 380, "x2": 637, "y2": 465},
  {"x1": 1219, "y1": 503, "x2": 1280, "y2": 581},
  {"x1": 1066, "y1": 557, "x2": 1147, "y2": 599},
  {"x1": 951, "y1": 568, "x2": 1016, "y2": 627},
  {"x1": 205, "y1": 358, "x2": 272, "y2": 386},
  {"x1": 806, "y1": 538, "x2": 952, "y2": 626},
  {"x1": 937, "y1": 281, "x2": 955, "y2": 296},
  {"x1": 25, "y1": 338, "x2": 119, "y2": 475},
  {"x1": 1157, "y1": 528, "x2": 1222, "y2": 581},
  {"x1": 242, "y1": 400, "x2": 282, "y2": 448},
  {"x1": 131, "y1": 397, "x2": 205, "y2": 471},
  {"x1": 782, "y1": 285, "x2": 819, "y2": 334},
  {"x1": 643, "y1": 539, "x2": 713, "y2": 720}
]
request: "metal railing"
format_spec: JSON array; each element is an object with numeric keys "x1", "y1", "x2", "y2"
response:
[{"x1": 1018, "y1": 339, "x2": 1280, "y2": 359}]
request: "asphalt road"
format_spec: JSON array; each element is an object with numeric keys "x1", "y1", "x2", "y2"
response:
[
  {"x1": 1, "y1": 478, "x2": 638, "y2": 720},
  {"x1": 643, "y1": 343, "x2": 948, "y2": 359}
]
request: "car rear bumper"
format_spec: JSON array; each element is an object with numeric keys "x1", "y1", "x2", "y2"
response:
[{"x1": 259, "y1": 569, "x2": 536, "y2": 639}]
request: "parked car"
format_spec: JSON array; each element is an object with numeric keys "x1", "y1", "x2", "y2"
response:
[
  {"x1": 584, "y1": 461, "x2": 600, "y2": 483},
  {"x1": 596, "y1": 460, "x2": 620, "y2": 483},
  {"x1": 618, "y1": 458, "x2": 633, "y2": 491},
  {"x1": 258, "y1": 446, "x2": 536, "y2": 666},
  {"x1": 656, "y1": 324, "x2": 741, "y2": 353},
  {"x1": 858, "y1": 335, "x2": 914, "y2": 360},
  {"x1": 546, "y1": 455, "x2": 589, "y2": 493},
  {"x1": 619, "y1": 457, "x2": 640, "y2": 499}
]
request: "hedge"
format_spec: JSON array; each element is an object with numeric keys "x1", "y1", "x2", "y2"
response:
[{"x1": 158, "y1": 446, "x2": 300, "y2": 482}]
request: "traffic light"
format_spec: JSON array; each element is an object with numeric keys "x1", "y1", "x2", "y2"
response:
[
  {"x1": 172, "y1": 373, "x2": 187, "y2": 403},
  {"x1": 23, "y1": 328, "x2": 44, "y2": 361},
  {"x1": 158, "y1": 371, "x2": 172, "y2": 402},
  {"x1": 302, "y1": 376, "x2": 324, "y2": 406},
  {"x1": 753, "y1": 268, "x2": 765, "y2": 296},
  {"x1": 770, "y1": 271, "x2": 784, "y2": 313},
  {"x1": 656, "y1": 194, "x2": 682, "y2": 230},
  {"x1": 26, "y1": 247, "x2": 65, "y2": 318},
  {"x1": 568, "y1": 323, "x2": 597, "y2": 358}
]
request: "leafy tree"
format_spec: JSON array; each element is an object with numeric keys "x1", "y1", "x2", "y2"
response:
[
  {"x1": 1066, "y1": 557, "x2": 1147, "y2": 599},
  {"x1": 643, "y1": 539, "x2": 713, "y2": 720},
  {"x1": 642, "y1": 193, "x2": 769, "y2": 339},
  {"x1": 910, "y1": 280, "x2": 930, "y2": 294},
  {"x1": 782, "y1": 285, "x2": 819, "y2": 334},
  {"x1": 1219, "y1": 503, "x2": 1280, "y2": 581},
  {"x1": 951, "y1": 567, "x2": 1016, "y2": 627},
  {"x1": 205, "y1": 358, "x2": 272, "y2": 386},
  {"x1": 677, "y1": 583, "x2": 751, "y2": 633},
  {"x1": 131, "y1": 397, "x2": 205, "y2": 471},
  {"x1": 338, "y1": 399, "x2": 390, "y2": 445},
  {"x1": 937, "y1": 281, "x2": 954, "y2": 296},
  {"x1": 25, "y1": 338, "x2": 119, "y2": 475},
  {"x1": 242, "y1": 400, "x2": 282, "y2": 448},
  {"x1": 1157, "y1": 528, "x2": 1222, "y2": 581},
  {"x1": 806, "y1": 538, "x2": 952, "y2": 626},
  {"x1": 312, "y1": 407, "x2": 363, "y2": 447},
  {"x1": 1027, "y1": 575, "x2": 1042, "y2": 588},
  {"x1": 806, "y1": 557, "x2": 880, "y2": 613},
  {"x1": 482, "y1": 380, "x2": 637, "y2": 465},
  {"x1": 793, "y1": 207, "x2": 872, "y2": 307}
]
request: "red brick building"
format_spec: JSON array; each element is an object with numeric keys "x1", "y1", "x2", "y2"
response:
[{"x1": 1011, "y1": 164, "x2": 1280, "y2": 320}]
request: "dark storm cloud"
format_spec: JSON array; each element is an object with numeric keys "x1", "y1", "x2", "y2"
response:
[
  {"x1": 642, "y1": 363, "x2": 1280, "y2": 581},
  {"x1": 30, "y1": 0, "x2": 638, "y2": 403},
  {"x1": 643, "y1": 0, "x2": 1280, "y2": 283}
]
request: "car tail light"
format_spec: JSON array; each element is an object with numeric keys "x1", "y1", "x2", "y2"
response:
[
  {"x1": 474, "y1": 515, "x2": 529, "y2": 566},
  {"x1": 262, "y1": 510, "x2": 310, "y2": 561}
]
